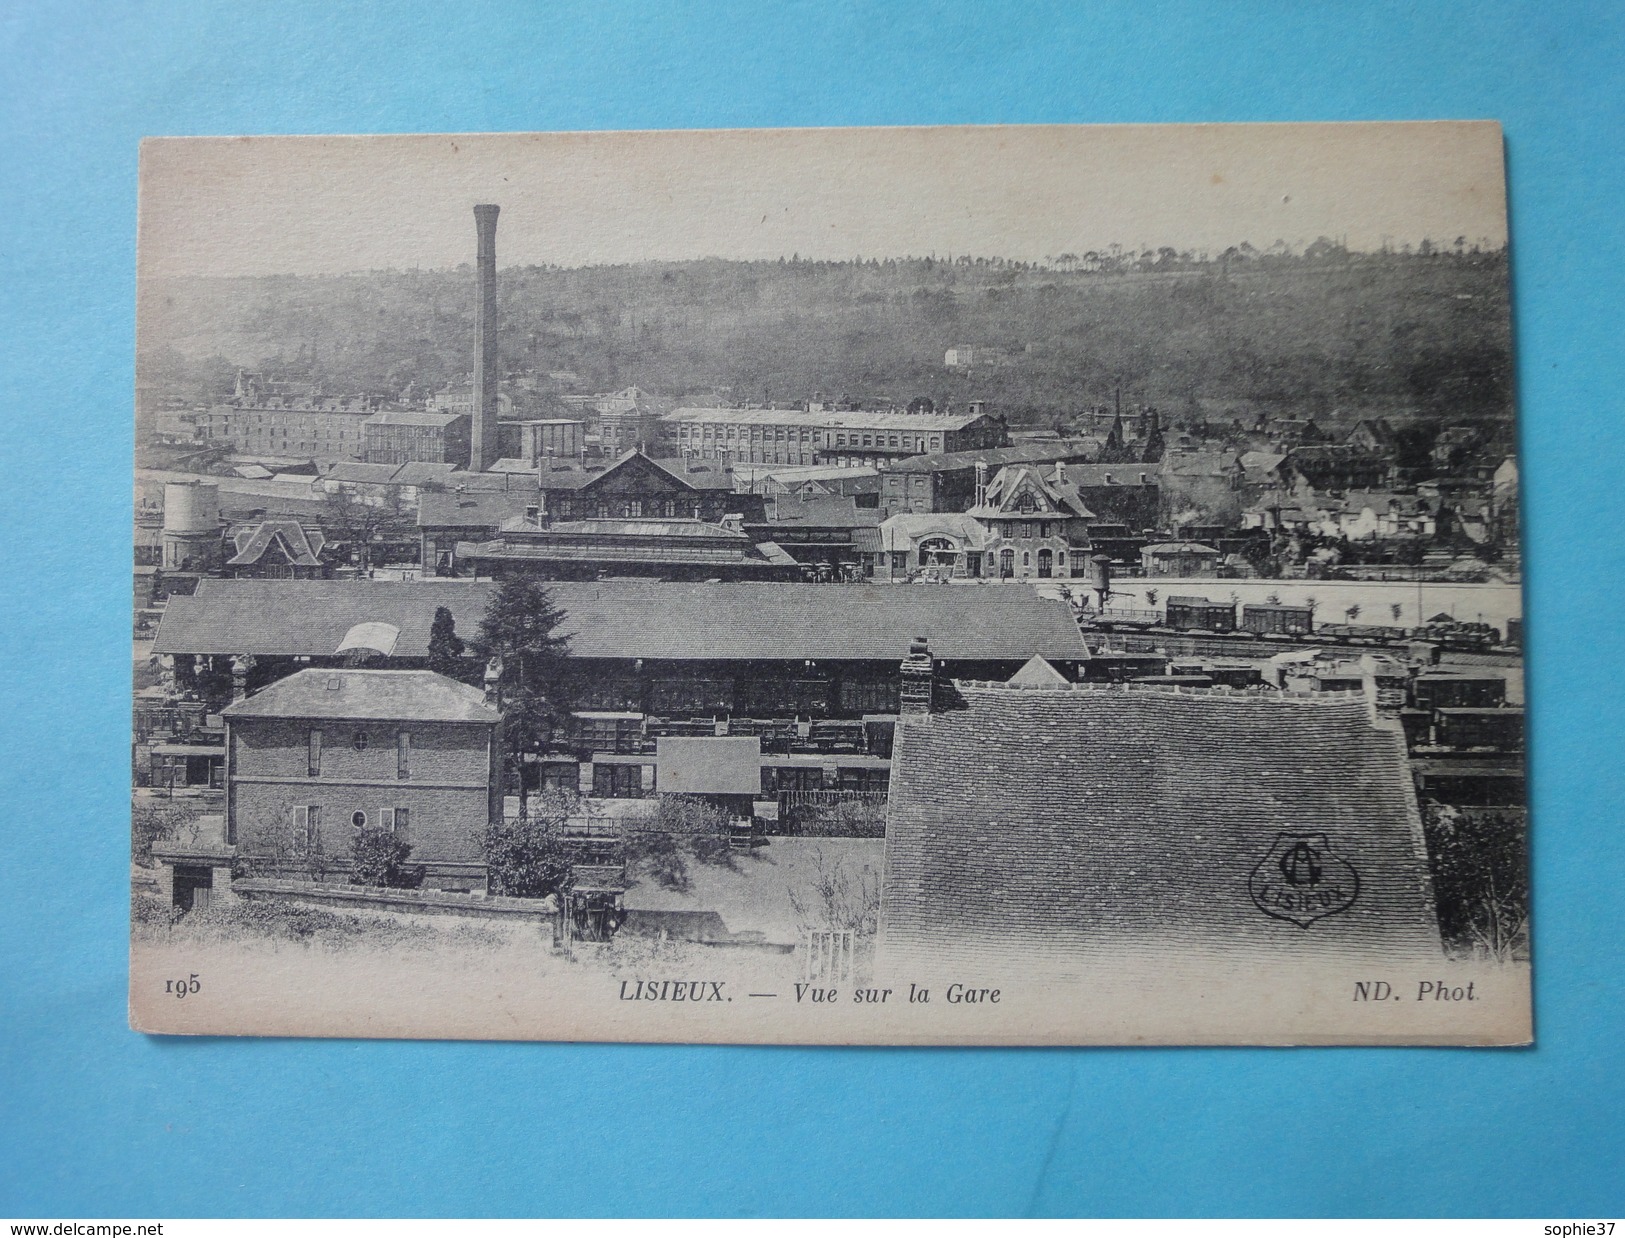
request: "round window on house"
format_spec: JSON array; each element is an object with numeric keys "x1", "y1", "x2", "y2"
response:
[
  {"x1": 352, "y1": 810, "x2": 367, "y2": 829},
  {"x1": 353, "y1": 731, "x2": 368, "y2": 750}
]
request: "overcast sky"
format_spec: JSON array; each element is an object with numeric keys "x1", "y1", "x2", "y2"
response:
[{"x1": 139, "y1": 123, "x2": 1507, "y2": 278}]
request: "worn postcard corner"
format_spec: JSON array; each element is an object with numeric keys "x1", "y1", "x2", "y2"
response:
[{"x1": 131, "y1": 124, "x2": 1529, "y2": 1046}]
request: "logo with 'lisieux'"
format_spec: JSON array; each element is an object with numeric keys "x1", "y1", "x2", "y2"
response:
[{"x1": 1249, "y1": 832, "x2": 1360, "y2": 928}]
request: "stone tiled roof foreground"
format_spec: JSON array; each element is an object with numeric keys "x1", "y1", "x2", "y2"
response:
[
  {"x1": 879, "y1": 683, "x2": 1440, "y2": 981},
  {"x1": 154, "y1": 579, "x2": 1088, "y2": 664}
]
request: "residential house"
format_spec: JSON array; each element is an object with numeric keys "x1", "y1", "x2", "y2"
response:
[
  {"x1": 219, "y1": 669, "x2": 501, "y2": 893},
  {"x1": 1140, "y1": 541, "x2": 1222, "y2": 577},
  {"x1": 225, "y1": 519, "x2": 330, "y2": 579},
  {"x1": 969, "y1": 462, "x2": 1095, "y2": 580}
]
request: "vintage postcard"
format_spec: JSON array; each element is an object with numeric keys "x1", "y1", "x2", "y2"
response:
[{"x1": 131, "y1": 124, "x2": 1529, "y2": 1044}]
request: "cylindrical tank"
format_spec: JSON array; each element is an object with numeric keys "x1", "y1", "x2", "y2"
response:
[{"x1": 163, "y1": 482, "x2": 220, "y2": 534}]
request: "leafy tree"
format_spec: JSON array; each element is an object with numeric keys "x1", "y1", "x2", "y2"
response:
[
  {"x1": 1345, "y1": 604, "x2": 1362, "y2": 623},
  {"x1": 1391, "y1": 603, "x2": 1404, "y2": 624}
]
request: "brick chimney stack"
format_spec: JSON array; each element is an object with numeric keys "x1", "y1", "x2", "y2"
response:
[
  {"x1": 974, "y1": 461, "x2": 989, "y2": 509},
  {"x1": 899, "y1": 636, "x2": 935, "y2": 715},
  {"x1": 471, "y1": 204, "x2": 501, "y2": 472}
]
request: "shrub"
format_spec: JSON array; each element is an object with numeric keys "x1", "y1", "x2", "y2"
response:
[
  {"x1": 483, "y1": 813, "x2": 573, "y2": 899},
  {"x1": 349, "y1": 828, "x2": 426, "y2": 890}
]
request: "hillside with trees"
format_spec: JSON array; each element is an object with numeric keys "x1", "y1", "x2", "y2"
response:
[{"x1": 139, "y1": 243, "x2": 1514, "y2": 429}]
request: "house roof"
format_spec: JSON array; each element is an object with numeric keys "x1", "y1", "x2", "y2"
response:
[
  {"x1": 324, "y1": 462, "x2": 401, "y2": 485},
  {"x1": 391, "y1": 462, "x2": 459, "y2": 488},
  {"x1": 881, "y1": 683, "x2": 1440, "y2": 975},
  {"x1": 1142, "y1": 541, "x2": 1221, "y2": 555},
  {"x1": 969, "y1": 464, "x2": 1094, "y2": 521},
  {"x1": 1006, "y1": 655, "x2": 1069, "y2": 687},
  {"x1": 221, "y1": 669, "x2": 498, "y2": 724},
  {"x1": 154, "y1": 579, "x2": 1088, "y2": 664},
  {"x1": 753, "y1": 496, "x2": 882, "y2": 528},
  {"x1": 888, "y1": 441, "x2": 1101, "y2": 474},
  {"x1": 533, "y1": 450, "x2": 736, "y2": 493},
  {"x1": 226, "y1": 519, "x2": 326, "y2": 567},
  {"x1": 363, "y1": 410, "x2": 467, "y2": 428},
  {"x1": 1063, "y1": 463, "x2": 1158, "y2": 488},
  {"x1": 1160, "y1": 452, "x2": 1240, "y2": 477},
  {"x1": 419, "y1": 491, "x2": 535, "y2": 529}
]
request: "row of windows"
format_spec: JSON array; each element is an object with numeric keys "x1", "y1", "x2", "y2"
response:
[
  {"x1": 675, "y1": 424, "x2": 946, "y2": 452},
  {"x1": 551, "y1": 498, "x2": 696, "y2": 519},
  {"x1": 589, "y1": 763, "x2": 890, "y2": 798},
  {"x1": 308, "y1": 728, "x2": 412, "y2": 779},
  {"x1": 290, "y1": 804, "x2": 411, "y2": 845},
  {"x1": 992, "y1": 521, "x2": 1066, "y2": 540}
]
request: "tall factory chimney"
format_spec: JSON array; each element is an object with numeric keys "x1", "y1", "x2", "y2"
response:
[{"x1": 471, "y1": 204, "x2": 501, "y2": 471}]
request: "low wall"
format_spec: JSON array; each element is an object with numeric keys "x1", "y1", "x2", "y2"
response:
[{"x1": 233, "y1": 878, "x2": 554, "y2": 922}]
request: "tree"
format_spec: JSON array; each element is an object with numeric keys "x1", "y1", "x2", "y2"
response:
[
  {"x1": 1391, "y1": 603, "x2": 1404, "y2": 624},
  {"x1": 427, "y1": 606, "x2": 472, "y2": 681},
  {"x1": 477, "y1": 578, "x2": 572, "y2": 811},
  {"x1": 1345, "y1": 604, "x2": 1362, "y2": 623},
  {"x1": 1144, "y1": 588, "x2": 1159, "y2": 609}
]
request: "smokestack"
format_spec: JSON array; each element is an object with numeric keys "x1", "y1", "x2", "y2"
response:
[{"x1": 471, "y1": 204, "x2": 501, "y2": 472}]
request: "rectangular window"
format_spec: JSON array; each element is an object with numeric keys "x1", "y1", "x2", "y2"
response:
[
  {"x1": 308, "y1": 728, "x2": 323, "y2": 777},
  {"x1": 297, "y1": 804, "x2": 321, "y2": 849},
  {"x1": 397, "y1": 731, "x2": 410, "y2": 779},
  {"x1": 394, "y1": 806, "x2": 409, "y2": 837}
]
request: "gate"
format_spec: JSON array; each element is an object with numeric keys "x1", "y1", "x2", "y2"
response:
[{"x1": 801, "y1": 929, "x2": 855, "y2": 983}]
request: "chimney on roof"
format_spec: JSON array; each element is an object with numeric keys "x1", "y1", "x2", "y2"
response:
[
  {"x1": 483, "y1": 656, "x2": 503, "y2": 710},
  {"x1": 974, "y1": 461, "x2": 989, "y2": 509},
  {"x1": 900, "y1": 636, "x2": 935, "y2": 715},
  {"x1": 1053, "y1": 459, "x2": 1065, "y2": 486},
  {"x1": 470, "y1": 204, "x2": 501, "y2": 473}
]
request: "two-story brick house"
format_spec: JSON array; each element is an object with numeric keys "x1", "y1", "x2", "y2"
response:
[
  {"x1": 221, "y1": 669, "x2": 501, "y2": 892},
  {"x1": 968, "y1": 461, "x2": 1095, "y2": 579}
]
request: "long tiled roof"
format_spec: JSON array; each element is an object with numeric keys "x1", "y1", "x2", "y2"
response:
[
  {"x1": 664, "y1": 406, "x2": 988, "y2": 431},
  {"x1": 887, "y1": 440, "x2": 1101, "y2": 474},
  {"x1": 881, "y1": 683, "x2": 1440, "y2": 978},
  {"x1": 153, "y1": 579, "x2": 1088, "y2": 663},
  {"x1": 419, "y1": 491, "x2": 535, "y2": 529},
  {"x1": 221, "y1": 669, "x2": 497, "y2": 724}
]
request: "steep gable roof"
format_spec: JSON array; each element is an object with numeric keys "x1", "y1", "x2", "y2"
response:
[{"x1": 226, "y1": 519, "x2": 326, "y2": 567}]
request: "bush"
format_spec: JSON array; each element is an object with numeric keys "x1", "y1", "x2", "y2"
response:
[
  {"x1": 349, "y1": 828, "x2": 426, "y2": 890},
  {"x1": 131, "y1": 799, "x2": 202, "y2": 865},
  {"x1": 483, "y1": 814, "x2": 573, "y2": 899}
]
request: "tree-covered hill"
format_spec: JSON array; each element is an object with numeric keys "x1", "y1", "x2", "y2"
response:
[{"x1": 139, "y1": 246, "x2": 1513, "y2": 428}]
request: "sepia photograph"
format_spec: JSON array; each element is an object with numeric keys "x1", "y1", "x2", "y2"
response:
[{"x1": 129, "y1": 124, "x2": 1529, "y2": 1044}]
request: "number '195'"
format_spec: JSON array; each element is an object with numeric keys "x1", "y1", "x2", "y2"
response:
[{"x1": 165, "y1": 973, "x2": 201, "y2": 999}]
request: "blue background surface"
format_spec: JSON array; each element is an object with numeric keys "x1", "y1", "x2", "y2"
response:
[{"x1": 1, "y1": 0, "x2": 1621, "y2": 1218}]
